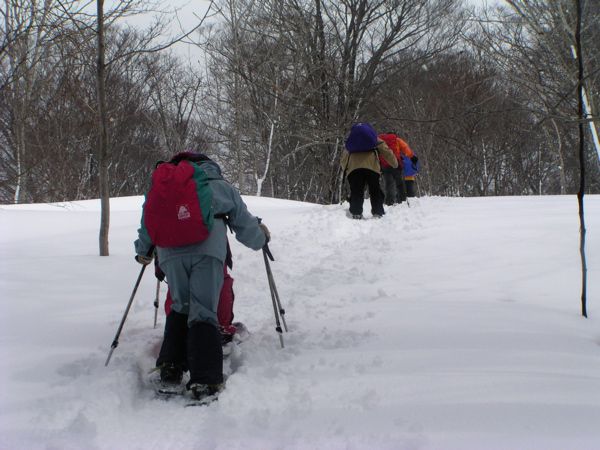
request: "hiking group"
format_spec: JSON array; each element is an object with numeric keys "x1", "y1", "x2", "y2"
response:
[
  {"x1": 341, "y1": 122, "x2": 419, "y2": 219},
  {"x1": 130, "y1": 122, "x2": 417, "y2": 401}
]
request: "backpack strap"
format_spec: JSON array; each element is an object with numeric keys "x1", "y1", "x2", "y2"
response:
[{"x1": 215, "y1": 213, "x2": 233, "y2": 233}]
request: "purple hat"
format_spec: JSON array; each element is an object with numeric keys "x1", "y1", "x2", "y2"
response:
[{"x1": 345, "y1": 122, "x2": 378, "y2": 152}]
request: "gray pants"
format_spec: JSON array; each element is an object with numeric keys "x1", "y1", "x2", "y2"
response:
[
  {"x1": 160, "y1": 255, "x2": 224, "y2": 327},
  {"x1": 381, "y1": 167, "x2": 406, "y2": 205}
]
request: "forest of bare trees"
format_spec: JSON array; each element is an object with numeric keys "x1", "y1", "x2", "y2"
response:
[{"x1": 1, "y1": 0, "x2": 599, "y2": 207}]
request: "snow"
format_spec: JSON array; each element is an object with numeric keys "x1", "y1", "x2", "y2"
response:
[{"x1": 1, "y1": 194, "x2": 600, "y2": 450}]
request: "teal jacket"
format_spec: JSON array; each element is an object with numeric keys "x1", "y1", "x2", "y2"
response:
[{"x1": 135, "y1": 160, "x2": 266, "y2": 264}]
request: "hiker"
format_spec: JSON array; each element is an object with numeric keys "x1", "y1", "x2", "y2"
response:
[
  {"x1": 135, "y1": 151, "x2": 269, "y2": 400},
  {"x1": 402, "y1": 152, "x2": 420, "y2": 198},
  {"x1": 378, "y1": 132, "x2": 403, "y2": 206},
  {"x1": 341, "y1": 122, "x2": 398, "y2": 219},
  {"x1": 395, "y1": 134, "x2": 417, "y2": 203}
]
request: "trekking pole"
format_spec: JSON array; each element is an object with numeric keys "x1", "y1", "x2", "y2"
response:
[
  {"x1": 105, "y1": 248, "x2": 154, "y2": 366},
  {"x1": 153, "y1": 279, "x2": 160, "y2": 329},
  {"x1": 262, "y1": 244, "x2": 287, "y2": 348},
  {"x1": 264, "y1": 244, "x2": 288, "y2": 332}
]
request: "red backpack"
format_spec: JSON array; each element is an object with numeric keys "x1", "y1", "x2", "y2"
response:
[{"x1": 143, "y1": 159, "x2": 214, "y2": 248}]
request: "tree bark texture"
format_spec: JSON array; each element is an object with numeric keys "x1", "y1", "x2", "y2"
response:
[
  {"x1": 575, "y1": 0, "x2": 587, "y2": 317},
  {"x1": 97, "y1": 0, "x2": 110, "y2": 256}
]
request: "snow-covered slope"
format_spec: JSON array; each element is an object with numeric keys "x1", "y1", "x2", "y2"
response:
[{"x1": 1, "y1": 195, "x2": 599, "y2": 449}]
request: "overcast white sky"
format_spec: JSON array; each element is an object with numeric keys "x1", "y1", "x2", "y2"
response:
[
  {"x1": 107, "y1": 0, "x2": 502, "y2": 62},
  {"x1": 111, "y1": 0, "x2": 502, "y2": 36}
]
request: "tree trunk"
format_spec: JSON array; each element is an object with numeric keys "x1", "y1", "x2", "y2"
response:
[
  {"x1": 575, "y1": 0, "x2": 587, "y2": 317},
  {"x1": 14, "y1": 118, "x2": 24, "y2": 203},
  {"x1": 97, "y1": 0, "x2": 110, "y2": 256}
]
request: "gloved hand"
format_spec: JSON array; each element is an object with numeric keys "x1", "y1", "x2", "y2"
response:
[
  {"x1": 135, "y1": 254, "x2": 153, "y2": 265},
  {"x1": 410, "y1": 155, "x2": 419, "y2": 171},
  {"x1": 259, "y1": 223, "x2": 271, "y2": 243}
]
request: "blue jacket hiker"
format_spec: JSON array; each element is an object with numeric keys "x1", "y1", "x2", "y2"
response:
[
  {"x1": 134, "y1": 152, "x2": 270, "y2": 400},
  {"x1": 401, "y1": 154, "x2": 420, "y2": 198}
]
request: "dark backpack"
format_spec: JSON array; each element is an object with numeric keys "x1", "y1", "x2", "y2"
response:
[{"x1": 143, "y1": 158, "x2": 214, "y2": 248}]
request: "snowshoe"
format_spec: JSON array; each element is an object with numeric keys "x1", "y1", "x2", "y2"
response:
[
  {"x1": 184, "y1": 394, "x2": 219, "y2": 407},
  {"x1": 189, "y1": 382, "x2": 222, "y2": 399},
  {"x1": 160, "y1": 363, "x2": 183, "y2": 385},
  {"x1": 156, "y1": 383, "x2": 186, "y2": 397},
  {"x1": 185, "y1": 382, "x2": 223, "y2": 407},
  {"x1": 345, "y1": 210, "x2": 363, "y2": 220},
  {"x1": 149, "y1": 372, "x2": 187, "y2": 398},
  {"x1": 146, "y1": 362, "x2": 188, "y2": 398}
]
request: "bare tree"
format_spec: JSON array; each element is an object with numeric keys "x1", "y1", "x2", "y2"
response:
[
  {"x1": 199, "y1": 0, "x2": 466, "y2": 202},
  {"x1": 470, "y1": 1, "x2": 599, "y2": 190},
  {"x1": 505, "y1": 0, "x2": 599, "y2": 159},
  {"x1": 574, "y1": 0, "x2": 587, "y2": 317},
  {"x1": 1, "y1": 0, "x2": 86, "y2": 203},
  {"x1": 474, "y1": 0, "x2": 598, "y2": 315},
  {"x1": 96, "y1": 0, "x2": 110, "y2": 255},
  {"x1": 92, "y1": 0, "x2": 215, "y2": 255},
  {"x1": 3, "y1": 0, "x2": 598, "y2": 232}
]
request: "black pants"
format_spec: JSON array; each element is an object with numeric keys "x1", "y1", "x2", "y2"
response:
[
  {"x1": 381, "y1": 167, "x2": 405, "y2": 205},
  {"x1": 347, "y1": 169, "x2": 385, "y2": 216},
  {"x1": 157, "y1": 310, "x2": 188, "y2": 370},
  {"x1": 405, "y1": 179, "x2": 416, "y2": 198},
  {"x1": 157, "y1": 312, "x2": 223, "y2": 384},
  {"x1": 187, "y1": 322, "x2": 223, "y2": 385},
  {"x1": 397, "y1": 176, "x2": 407, "y2": 203}
]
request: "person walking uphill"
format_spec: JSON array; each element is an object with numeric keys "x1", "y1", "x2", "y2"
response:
[
  {"x1": 134, "y1": 151, "x2": 270, "y2": 400},
  {"x1": 396, "y1": 135, "x2": 418, "y2": 203},
  {"x1": 378, "y1": 132, "x2": 403, "y2": 206},
  {"x1": 341, "y1": 123, "x2": 398, "y2": 219},
  {"x1": 378, "y1": 132, "x2": 417, "y2": 205}
]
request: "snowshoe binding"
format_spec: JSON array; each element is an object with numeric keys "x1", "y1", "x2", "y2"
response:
[
  {"x1": 152, "y1": 363, "x2": 186, "y2": 397},
  {"x1": 185, "y1": 382, "x2": 223, "y2": 407},
  {"x1": 160, "y1": 363, "x2": 183, "y2": 384}
]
